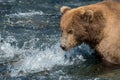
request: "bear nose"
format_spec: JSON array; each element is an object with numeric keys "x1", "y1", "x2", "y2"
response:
[{"x1": 60, "y1": 44, "x2": 67, "y2": 51}]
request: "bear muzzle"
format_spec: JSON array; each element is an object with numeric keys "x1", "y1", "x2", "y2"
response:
[{"x1": 60, "y1": 44, "x2": 67, "y2": 51}]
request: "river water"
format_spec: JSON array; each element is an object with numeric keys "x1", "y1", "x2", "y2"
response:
[{"x1": 0, "y1": 0, "x2": 120, "y2": 80}]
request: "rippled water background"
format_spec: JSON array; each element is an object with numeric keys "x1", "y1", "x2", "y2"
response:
[{"x1": 0, "y1": 0, "x2": 120, "y2": 80}]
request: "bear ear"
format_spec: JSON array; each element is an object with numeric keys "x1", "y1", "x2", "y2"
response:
[
  {"x1": 60, "y1": 6, "x2": 71, "y2": 14},
  {"x1": 81, "y1": 10, "x2": 94, "y2": 22}
]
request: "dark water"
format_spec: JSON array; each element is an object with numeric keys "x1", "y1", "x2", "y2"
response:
[{"x1": 0, "y1": 0, "x2": 120, "y2": 80}]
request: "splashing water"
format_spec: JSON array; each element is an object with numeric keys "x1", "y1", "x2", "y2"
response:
[
  {"x1": 5, "y1": 11, "x2": 44, "y2": 18},
  {"x1": 0, "y1": 34, "x2": 85, "y2": 77},
  {"x1": 9, "y1": 43, "x2": 70, "y2": 77},
  {"x1": 0, "y1": 35, "x2": 19, "y2": 63}
]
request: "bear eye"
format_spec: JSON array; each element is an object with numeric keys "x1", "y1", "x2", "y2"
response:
[{"x1": 67, "y1": 30, "x2": 73, "y2": 34}]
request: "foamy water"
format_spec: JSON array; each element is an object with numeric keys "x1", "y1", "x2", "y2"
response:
[
  {"x1": 5, "y1": 11, "x2": 44, "y2": 18},
  {"x1": 9, "y1": 43, "x2": 70, "y2": 77},
  {"x1": 0, "y1": 34, "x2": 85, "y2": 77},
  {"x1": 4, "y1": 11, "x2": 56, "y2": 28},
  {"x1": 0, "y1": 0, "x2": 15, "y2": 2}
]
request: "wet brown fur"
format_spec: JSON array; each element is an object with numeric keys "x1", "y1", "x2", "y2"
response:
[{"x1": 60, "y1": 0, "x2": 120, "y2": 64}]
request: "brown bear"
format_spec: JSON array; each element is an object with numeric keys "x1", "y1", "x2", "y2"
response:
[{"x1": 60, "y1": 0, "x2": 120, "y2": 64}]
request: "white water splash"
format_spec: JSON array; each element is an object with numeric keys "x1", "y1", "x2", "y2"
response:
[
  {"x1": 0, "y1": 34, "x2": 85, "y2": 77},
  {"x1": 5, "y1": 11, "x2": 44, "y2": 18},
  {"x1": 0, "y1": 35, "x2": 19, "y2": 63},
  {"x1": 0, "y1": 0, "x2": 15, "y2": 2},
  {"x1": 10, "y1": 43, "x2": 71, "y2": 76},
  {"x1": 4, "y1": 11, "x2": 45, "y2": 27}
]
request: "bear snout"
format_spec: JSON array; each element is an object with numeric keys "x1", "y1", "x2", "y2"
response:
[{"x1": 60, "y1": 44, "x2": 67, "y2": 51}]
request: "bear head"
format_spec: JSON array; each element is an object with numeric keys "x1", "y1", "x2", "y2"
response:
[{"x1": 60, "y1": 6, "x2": 105, "y2": 51}]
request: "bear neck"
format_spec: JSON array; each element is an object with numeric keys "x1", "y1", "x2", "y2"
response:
[
  {"x1": 85, "y1": 21, "x2": 105, "y2": 49},
  {"x1": 86, "y1": 33, "x2": 103, "y2": 49}
]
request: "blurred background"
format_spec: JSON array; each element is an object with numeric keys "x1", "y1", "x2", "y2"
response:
[{"x1": 1, "y1": 0, "x2": 120, "y2": 80}]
